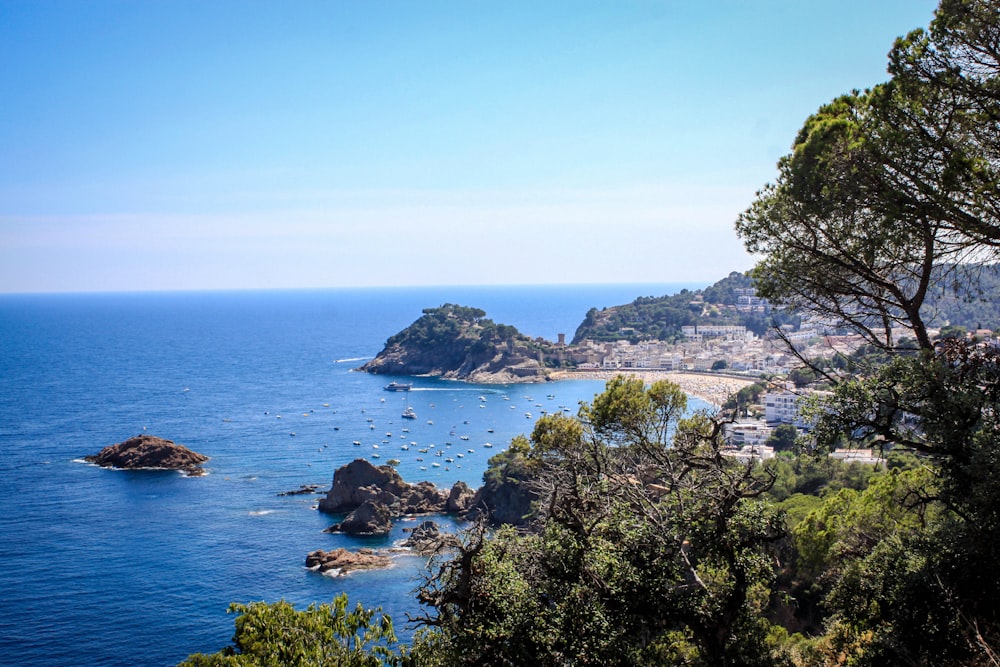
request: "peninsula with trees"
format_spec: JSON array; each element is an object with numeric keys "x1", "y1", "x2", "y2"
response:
[
  {"x1": 186, "y1": 2, "x2": 1000, "y2": 665},
  {"x1": 361, "y1": 266, "x2": 1000, "y2": 385}
]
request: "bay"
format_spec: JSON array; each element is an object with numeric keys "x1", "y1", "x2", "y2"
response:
[{"x1": 0, "y1": 283, "x2": 704, "y2": 666}]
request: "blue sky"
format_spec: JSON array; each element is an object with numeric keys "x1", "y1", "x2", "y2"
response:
[{"x1": 1, "y1": 0, "x2": 939, "y2": 293}]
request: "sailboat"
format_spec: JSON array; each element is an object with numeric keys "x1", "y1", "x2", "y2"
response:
[{"x1": 402, "y1": 394, "x2": 416, "y2": 419}]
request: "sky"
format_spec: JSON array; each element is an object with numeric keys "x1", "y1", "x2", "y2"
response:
[{"x1": 0, "y1": 0, "x2": 940, "y2": 293}]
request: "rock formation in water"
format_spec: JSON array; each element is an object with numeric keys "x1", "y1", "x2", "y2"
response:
[
  {"x1": 85, "y1": 434, "x2": 209, "y2": 475},
  {"x1": 319, "y1": 458, "x2": 479, "y2": 535},
  {"x1": 358, "y1": 304, "x2": 556, "y2": 383},
  {"x1": 305, "y1": 548, "x2": 392, "y2": 575},
  {"x1": 446, "y1": 480, "x2": 477, "y2": 514},
  {"x1": 400, "y1": 520, "x2": 460, "y2": 555},
  {"x1": 317, "y1": 458, "x2": 449, "y2": 515},
  {"x1": 325, "y1": 499, "x2": 394, "y2": 536}
]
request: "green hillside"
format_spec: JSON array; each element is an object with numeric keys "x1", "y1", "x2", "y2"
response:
[{"x1": 571, "y1": 271, "x2": 799, "y2": 344}]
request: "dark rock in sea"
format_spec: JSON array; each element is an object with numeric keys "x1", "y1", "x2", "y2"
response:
[
  {"x1": 325, "y1": 500, "x2": 394, "y2": 536},
  {"x1": 305, "y1": 547, "x2": 392, "y2": 575},
  {"x1": 84, "y1": 435, "x2": 209, "y2": 475},
  {"x1": 317, "y1": 458, "x2": 448, "y2": 516},
  {"x1": 400, "y1": 520, "x2": 460, "y2": 555},
  {"x1": 318, "y1": 459, "x2": 408, "y2": 513},
  {"x1": 277, "y1": 484, "x2": 323, "y2": 496},
  {"x1": 403, "y1": 481, "x2": 450, "y2": 514},
  {"x1": 447, "y1": 480, "x2": 476, "y2": 514}
]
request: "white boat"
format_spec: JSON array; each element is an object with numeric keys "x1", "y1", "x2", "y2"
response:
[{"x1": 384, "y1": 382, "x2": 412, "y2": 392}]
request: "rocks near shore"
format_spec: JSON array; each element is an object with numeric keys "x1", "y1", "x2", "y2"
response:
[
  {"x1": 84, "y1": 434, "x2": 209, "y2": 475},
  {"x1": 305, "y1": 548, "x2": 392, "y2": 576},
  {"x1": 401, "y1": 520, "x2": 460, "y2": 555},
  {"x1": 324, "y1": 499, "x2": 394, "y2": 536},
  {"x1": 318, "y1": 458, "x2": 474, "y2": 535}
]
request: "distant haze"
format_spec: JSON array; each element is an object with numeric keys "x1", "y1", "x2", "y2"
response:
[{"x1": 0, "y1": 1, "x2": 938, "y2": 293}]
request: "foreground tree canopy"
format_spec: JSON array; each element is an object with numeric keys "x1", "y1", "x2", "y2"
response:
[
  {"x1": 736, "y1": 0, "x2": 1000, "y2": 352},
  {"x1": 737, "y1": 0, "x2": 1000, "y2": 663},
  {"x1": 185, "y1": 2, "x2": 1000, "y2": 665}
]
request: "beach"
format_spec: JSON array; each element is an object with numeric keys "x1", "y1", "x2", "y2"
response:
[{"x1": 549, "y1": 369, "x2": 757, "y2": 408}]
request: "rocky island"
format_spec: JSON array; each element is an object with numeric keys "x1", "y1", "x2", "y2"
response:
[
  {"x1": 85, "y1": 434, "x2": 209, "y2": 475},
  {"x1": 359, "y1": 304, "x2": 557, "y2": 383},
  {"x1": 317, "y1": 458, "x2": 476, "y2": 535}
]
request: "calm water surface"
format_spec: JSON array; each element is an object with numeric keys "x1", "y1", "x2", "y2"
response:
[{"x1": 0, "y1": 284, "x2": 704, "y2": 666}]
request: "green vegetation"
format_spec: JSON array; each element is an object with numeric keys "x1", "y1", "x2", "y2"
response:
[
  {"x1": 364, "y1": 303, "x2": 556, "y2": 379},
  {"x1": 186, "y1": 2, "x2": 1000, "y2": 664},
  {"x1": 415, "y1": 377, "x2": 785, "y2": 666},
  {"x1": 383, "y1": 304, "x2": 527, "y2": 366},
  {"x1": 571, "y1": 271, "x2": 800, "y2": 344},
  {"x1": 179, "y1": 595, "x2": 405, "y2": 666}
]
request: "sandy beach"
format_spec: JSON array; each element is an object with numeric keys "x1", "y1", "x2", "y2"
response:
[{"x1": 548, "y1": 369, "x2": 757, "y2": 408}]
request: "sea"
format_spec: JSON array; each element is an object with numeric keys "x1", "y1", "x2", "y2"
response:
[{"x1": 0, "y1": 283, "x2": 707, "y2": 666}]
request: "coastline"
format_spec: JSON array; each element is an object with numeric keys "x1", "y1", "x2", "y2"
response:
[{"x1": 547, "y1": 369, "x2": 757, "y2": 408}]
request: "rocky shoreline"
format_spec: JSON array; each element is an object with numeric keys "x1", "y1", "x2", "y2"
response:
[
  {"x1": 307, "y1": 459, "x2": 482, "y2": 576},
  {"x1": 303, "y1": 371, "x2": 757, "y2": 574}
]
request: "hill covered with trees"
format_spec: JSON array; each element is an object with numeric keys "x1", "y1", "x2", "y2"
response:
[
  {"x1": 571, "y1": 271, "x2": 798, "y2": 344},
  {"x1": 572, "y1": 265, "x2": 1000, "y2": 347},
  {"x1": 359, "y1": 304, "x2": 556, "y2": 383},
  {"x1": 184, "y1": 2, "x2": 1000, "y2": 665}
]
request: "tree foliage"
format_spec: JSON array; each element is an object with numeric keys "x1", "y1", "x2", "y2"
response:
[
  {"x1": 737, "y1": 1, "x2": 1000, "y2": 663},
  {"x1": 571, "y1": 271, "x2": 799, "y2": 344},
  {"x1": 414, "y1": 379, "x2": 788, "y2": 666},
  {"x1": 737, "y1": 0, "x2": 1000, "y2": 352},
  {"x1": 180, "y1": 594, "x2": 404, "y2": 667}
]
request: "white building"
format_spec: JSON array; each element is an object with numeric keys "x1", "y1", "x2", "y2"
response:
[
  {"x1": 681, "y1": 325, "x2": 749, "y2": 341},
  {"x1": 764, "y1": 389, "x2": 830, "y2": 430},
  {"x1": 830, "y1": 448, "x2": 883, "y2": 465},
  {"x1": 721, "y1": 444, "x2": 775, "y2": 462},
  {"x1": 724, "y1": 421, "x2": 773, "y2": 448}
]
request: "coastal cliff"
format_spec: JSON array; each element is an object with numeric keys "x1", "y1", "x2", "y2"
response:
[{"x1": 359, "y1": 304, "x2": 556, "y2": 383}]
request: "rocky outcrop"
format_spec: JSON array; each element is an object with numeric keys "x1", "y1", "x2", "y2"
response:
[
  {"x1": 447, "y1": 480, "x2": 476, "y2": 514},
  {"x1": 318, "y1": 459, "x2": 405, "y2": 512},
  {"x1": 466, "y1": 476, "x2": 537, "y2": 527},
  {"x1": 278, "y1": 484, "x2": 323, "y2": 496},
  {"x1": 358, "y1": 304, "x2": 556, "y2": 384},
  {"x1": 318, "y1": 458, "x2": 449, "y2": 516},
  {"x1": 316, "y1": 459, "x2": 491, "y2": 539},
  {"x1": 305, "y1": 548, "x2": 392, "y2": 575},
  {"x1": 400, "y1": 520, "x2": 460, "y2": 555},
  {"x1": 325, "y1": 500, "x2": 394, "y2": 536},
  {"x1": 85, "y1": 435, "x2": 208, "y2": 475}
]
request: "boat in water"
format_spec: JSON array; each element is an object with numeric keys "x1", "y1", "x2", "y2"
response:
[
  {"x1": 402, "y1": 406, "x2": 417, "y2": 419},
  {"x1": 384, "y1": 382, "x2": 412, "y2": 392}
]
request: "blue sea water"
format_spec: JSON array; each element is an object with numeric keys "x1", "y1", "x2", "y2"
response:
[{"x1": 0, "y1": 283, "x2": 705, "y2": 666}]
